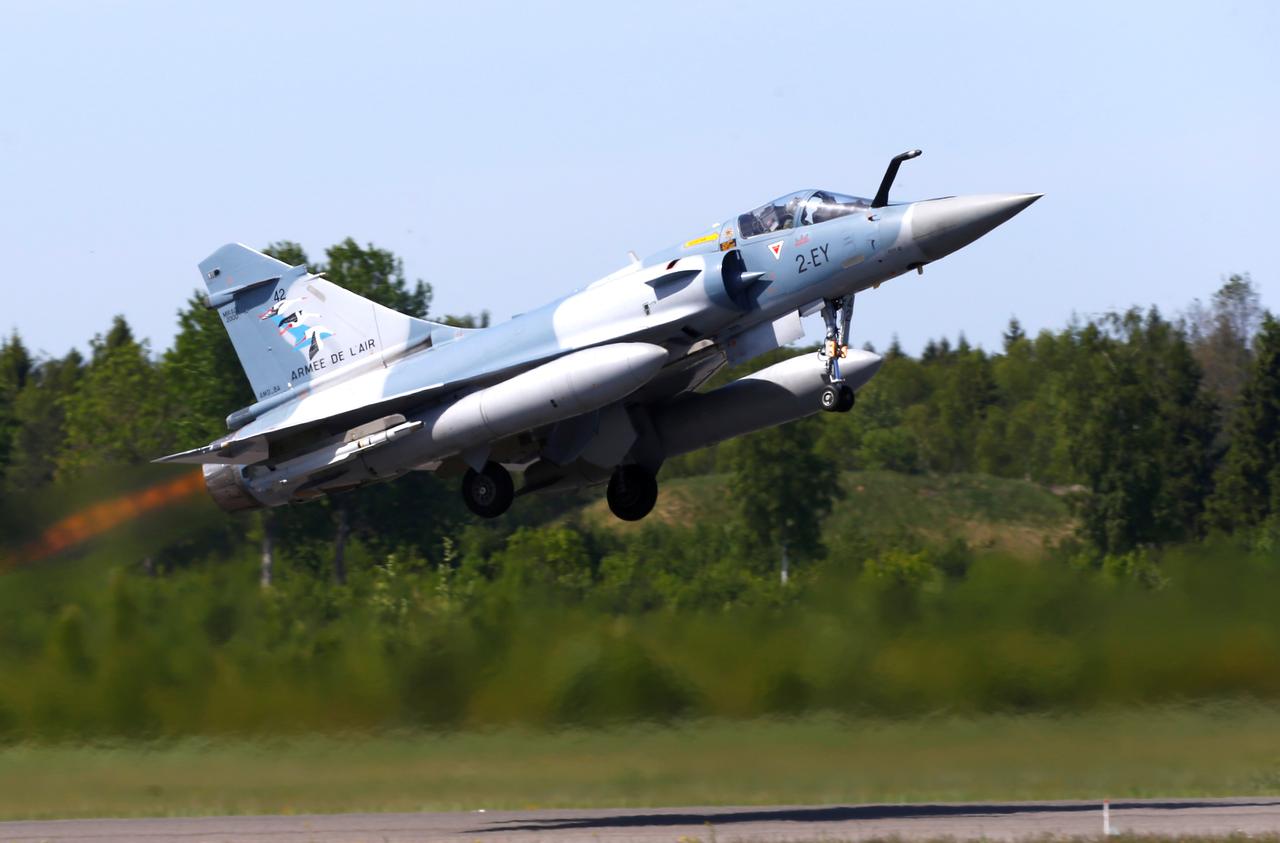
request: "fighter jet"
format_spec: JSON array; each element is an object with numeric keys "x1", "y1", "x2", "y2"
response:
[{"x1": 158, "y1": 150, "x2": 1039, "y2": 521}]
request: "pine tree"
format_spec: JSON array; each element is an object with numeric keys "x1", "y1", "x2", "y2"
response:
[
  {"x1": 57, "y1": 316, "x2": 170, "y2": 478},
  {"x1": 1206, "y1": 314, "x2": 1280, "y2": 530},
  {"x1": 0, "y1": 331, "x2": 33, "y2": 481},
  {"x1": 0, "y1": 331, "x2": 32, "y2": 390},
  {"x1": 1002, "y1": 316, "x2": 1027, "y2": 351},
  {"x1": 1062, "y1": 309, "x2": 1216, "y2": 553},
  {"x1": 913, "y1": 343, "x2": 996, "y2": 473},
  {"x1": 886, "y1": 334, "x2": 905, "y2": 360},
  {"x1": 5, "y1": 350, "x2": 83, "y2": 492},
  {"x1": 1143, "y1": 310, "x2": 1218, "y2": 538},
  {"x1": 1186, "y1": 274, "x2": 1263, "y2": 425}
]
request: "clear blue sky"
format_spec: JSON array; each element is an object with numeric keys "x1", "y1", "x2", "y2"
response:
[{"x1": 2, "y1": 0, "x2": 1276, "y2": 359}]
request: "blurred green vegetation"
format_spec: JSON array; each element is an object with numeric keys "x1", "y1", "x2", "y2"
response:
[
  {"x1": 1, "y1": 241, "x2": 1278, "y2": 767},
  {"x1": 0, "y1": 503, "x2": 1278, "y2": 738},
  {"x1": 0, "y1": 706, "x2": 1278, "y2": 819},
  {"x1": 581, "y1": 470, "x2": 1071, "y2": 556}
]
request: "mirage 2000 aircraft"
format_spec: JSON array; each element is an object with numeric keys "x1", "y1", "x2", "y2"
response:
[{"x1": 158, "y1": 151, "x2": 1039, "y2": 521}]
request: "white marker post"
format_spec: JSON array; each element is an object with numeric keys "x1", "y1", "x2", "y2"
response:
[{"x1": 1103, "y1": 799, "x2": 1117, "y2": 835}]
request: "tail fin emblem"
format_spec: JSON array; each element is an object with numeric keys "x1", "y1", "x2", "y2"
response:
[{"x1": 259, "y1": 296, "x2": 335, "y2": 359}]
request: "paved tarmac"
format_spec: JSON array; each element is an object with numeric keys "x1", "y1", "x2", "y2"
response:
[{"x1": 1, "y1": 798, "x2": 1278, "y2": 841}]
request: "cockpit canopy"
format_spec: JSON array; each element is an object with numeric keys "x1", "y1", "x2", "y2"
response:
[{"x1": 737, "y1": 190, "x2": 870, "y2": 239}]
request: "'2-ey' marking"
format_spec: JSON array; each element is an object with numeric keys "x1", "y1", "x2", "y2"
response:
[{"x1": 795, "y1": 244, "x2": 829, "y2": 273}]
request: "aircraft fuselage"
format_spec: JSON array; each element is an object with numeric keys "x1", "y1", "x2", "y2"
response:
[{"x1": 168, "y1": 155, "x2": 1040, "y2": 521}]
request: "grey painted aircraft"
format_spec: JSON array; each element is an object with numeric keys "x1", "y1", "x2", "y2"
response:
[{"x1": 158, "y1": 151, "x2": 1040, "y2": 521}]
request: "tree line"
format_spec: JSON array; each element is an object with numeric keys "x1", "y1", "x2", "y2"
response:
[
  {"x1": 1, "y1": 242, "x2": 1279, "y2": 737},
  {"x1": 1, "y1": 239, "x2": 1277, "y2": 576},
  {"x1": 673, "y1": 273, "x2": 1280, "y2": 560}
]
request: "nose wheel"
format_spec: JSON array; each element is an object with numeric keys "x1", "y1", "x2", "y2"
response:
[
  {"x1": 607, "y1": 464, "x2": 658, "y2": 521},
  {"x1": 820, "y1": 382, "x2": 856, "y2": 413},
  {"x1": 461, "y1": 461, "x2": 514, "y2": 518},
  {"x1": 819, "y1": 296, "x2": 858, "y2": 412}
]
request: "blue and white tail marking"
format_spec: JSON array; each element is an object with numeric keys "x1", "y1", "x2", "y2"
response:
[{"x1": 199, "y1": 243, "x2": 459, "y2": 403}]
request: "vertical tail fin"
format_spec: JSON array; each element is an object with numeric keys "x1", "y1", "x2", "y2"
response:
[{"x1": 198, "y1": 243, "x2": 464, "y2": 403}]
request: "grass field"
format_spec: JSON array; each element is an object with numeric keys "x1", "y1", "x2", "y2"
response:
[{"x1": 0, "y1": 704, "x2": 1276, "y2": 821}]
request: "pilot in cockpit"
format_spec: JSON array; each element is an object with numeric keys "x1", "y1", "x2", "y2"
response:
[
  {"x1": 778, "y1": 196, "x2": 801, "y2": 230},
  {"x1": 761, "y1": 197, "x2": 800, "y2": 233},
  {"x1": 739, "y1": 192, "x2": 810, "y2": 238},
  {"x1": 756, "y1": 203, "x2": 782, "y2": 233}
]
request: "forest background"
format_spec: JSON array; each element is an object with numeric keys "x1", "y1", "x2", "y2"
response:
[{"x1": 0, "y1": 240, "x2": 1278, "y2": 741}]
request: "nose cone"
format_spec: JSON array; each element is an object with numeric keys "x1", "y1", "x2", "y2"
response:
[
  {"x1": 840, "y1": 348, "x2": 883, "y2": 391},
  {"x1": 911, "y1": 193, "x2": 1041, "y2": 262}
]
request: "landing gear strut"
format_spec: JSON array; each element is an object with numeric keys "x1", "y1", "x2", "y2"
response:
[
  {"x1": 461, "y1": 461, "x2": 514, "y2": 518},
  {"x1": 607, "y1": 464, "x2": 658, "y2": 521},
  {"x1": 819, "y1": 295, "x2": 857, "y2": 413}
]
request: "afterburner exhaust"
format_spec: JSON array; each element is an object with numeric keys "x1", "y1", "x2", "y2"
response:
[{"x1": 202, "y1": 463, "x2": 263, "y2": 512}]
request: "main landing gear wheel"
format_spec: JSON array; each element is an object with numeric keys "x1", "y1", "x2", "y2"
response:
[
  {"x1": 820, "y1": 383, "x2": 856, "y2": 413},
  {"x1": 461, "y1": 461, "x2": 514, "y2": 518},
  {"x1": 607, "y1": 465, "x2": 658, "y2": 521}
]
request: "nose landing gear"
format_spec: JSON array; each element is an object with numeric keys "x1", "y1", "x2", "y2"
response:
[
  {"x1": 819, "y1": 296, "x2": 857, "y2": 413},
  {"x1": 820, "y1": 382, "x2": 856, "y2": 413}
]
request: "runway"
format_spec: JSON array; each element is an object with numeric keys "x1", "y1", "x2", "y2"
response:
[{"x1": 2, "y1": 798, "x2": 1278, "y2": 842}]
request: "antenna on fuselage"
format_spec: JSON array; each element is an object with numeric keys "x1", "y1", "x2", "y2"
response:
[{"x1": 871, "y1": 149, "x2": 922, "y2": 208}]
